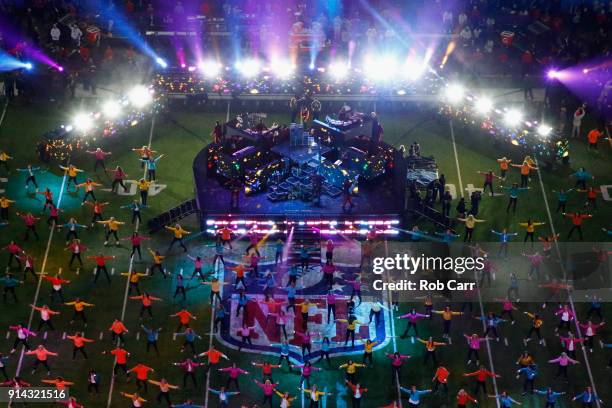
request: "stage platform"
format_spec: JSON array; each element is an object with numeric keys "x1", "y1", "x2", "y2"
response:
[{"x1": 199, "y1": 174, "x2": 404, "y2": 217}]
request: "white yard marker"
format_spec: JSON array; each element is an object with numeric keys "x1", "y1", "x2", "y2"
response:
[
  {"x1": 12, "y1": 163, "x2": 69, "y2": 387},
  {"x1": 62, "y1": 332, "x2": 66, "y2": 340},
  {"x1": 106, "y1": 114, "x2": 156, "y2": 408},
  {"x1": 533, "y1": 155, "x2": 601, "y2": 408},
  {"x1": 449, "y1": 119, "x2": 500, "y2": 408}
]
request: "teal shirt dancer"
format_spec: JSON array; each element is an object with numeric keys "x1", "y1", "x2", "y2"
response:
[{"x1": 399, "y1": 387, "x2": 431, "y2": 405}]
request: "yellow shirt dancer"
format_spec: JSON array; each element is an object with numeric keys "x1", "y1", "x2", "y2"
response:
[
  {"x1": 165, "y1": 223, "x2": 191, "y2": 253},
  {"x1": 97, "y1": 216, "x2": 125, "y2": 246}
]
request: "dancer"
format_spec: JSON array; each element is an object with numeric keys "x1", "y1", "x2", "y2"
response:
[
  {"x1": 209, "y1": 388, "x2": 239, "y2": 407},
  {"x1": 16, "y1": 212, "x2": 40, "y2": 241},
  {"x1": 133, "y1": 145, "x2": 157, "y2": 168},
  {"x1": 108, "y1": 166, "x2": 128, "y2": 193},
  {"x1": 432, "y1": 364, "x2": 450, "y2": 396},
  {"x1": 138, "y1": 178, "x2": 151, "y2": 206},
  {"x1": 386, "y1": 352, "x2": 411, "y2": 383},
  {"x1": 176, "y1": 328, "x2": 202, "y2": 355},
  {"x1": 491, "y1": 229, "x2": 518, "y2": 257},
  {"x1": 417, "y1": 337, "x2": 447, "y2": 366},
  {"x1": 515, "y1": 364, "x2": 537, "y2": 395},
  {"x1": 579, "y1": 320, "x2": 605, "y2": 352},
  {"x1": 487, "y1": 391, "x2": 521, "y2": 407},
  {"x1": 76, "y1": 178, "x2": 102, "y2": 204},
  {"x1": 511, "y1": 160, "x2": 537, "y2": 187},
  {"x1": 476, "y1": 170, "x2": 501, "y2": 196},
  {"x1": 456, "y1": 389, "x2": 477, "y2": 408},
  {"x1": 122, "y1": 270, "x2": 149, "y2": 295},
  {"x1": 572, "y1": 386, "x2": 602, "y2": 407},
  {"x1": 570, "y1": 167, "x2": 594, "y2": 189},
  {"x1": 291, "y1": 362, "x2": 322, "y2": 388},
  {"x1": 122, "y1": 232, "x2": 150, "y2": 260},
  {"x1": 400, "y1": 385, "x2": 431, "y2": 407},
  {"x1": 534, "y1": 388, "x2": 565, "y2": 408},
  {"x1": 43, "y1": 272, "x2": 71, "y2": 302},
  {"x1": 397, "y1": 308, "x2": 430, "y2": 339},
  {"x1": 518, "y1": 219, "x2": 545, "y2": 244},
  {"x1": 463, "y1": 333, "x2": 488, "y2": 365},
  {"x1": 108, "y1": 318, "x2": 129, "y2": 343},
  {"x1": 130, "y1": 292, "x2": 162, "y2": 318},
  {"x1": 26, "y1": 345, "x2": 58, "y2": 375},
  {"x1": 562, "y1": 211, "x2": 592, "y2": 240},
  {"x1": 148, "y1": 249, "x2": 167, "y2": 278},
  {"x1": 166, "y1": 223, "x2": 190, "y2": 252},
  {"x1": 148, "y1": 378, "x2": 178, "y2": 406},
  {"x1": 122, "y1": 200, "x2": 146, "y2": 224},
  {"x1": 251, "y1": 361, "x2": 279, "y2": 383},
  {"x1": 84, "y1": 200, "x2": 109, "y2": 227},
  {"x1": 433, "y1": 306, "x2": 463, "y2": 339},
  {"x1": 86, "y1": 147, "x2": 111, "y2": 171},
  {"x1": 58, "y1": 218, "x2": 87, "y2": 243},
  {"x1": 254, "y1": 379, "x2": 279, "y2": 408},
  {"x1": 9, "y1": 324, "x2": 36, "y2": 352},
  {"x1": 338, "y1": 360, "x2": 367, "y2": 383},
  {"x1": 457, "y1": 215, "x2": 486, "y2": 242},
  {"x1": 500, "y1": 183, "x2": 529, "y2": 213},
  {"x1": 173, "y1": 358, "x2": 203, "y2": 388},
  {"x1": 18, "y1": 164, "x2": 43, "y2": 191},
  {"x1": 97, "y1": 217, "x2": 124, "y2": 246},
  {"x1": 120, "y1": 392, "x2": 146, "y2": 407},
  {"x1": 59, "y1": 165, "x2": 83, "y2": 191},
  {"x1": 548, "y1": 352, "x2": 579, "y2": 380},
  {"x1": 65, "y1": 297, "x2": 94, "y2": 325},
  {"x1": 87, "y1": 252, "x2": 115, "y2": 284},
  {"x1": 0, "y1": 196, "x2": 15, "y2": 223},
  {"x1": 558, "y1": 332, "x2": 584, "y2": 359},
  {"x1": 346, "y1": 381, "x2": 369, "y2": 408},
  {"x1": 1, "y1": 273, "x2": 21, "y2": 303},
  {"x1": 336, "y1": 315, "x2": 366, "y2": 347},
  {"x1": 32, "y1": 304, "x2": 59, "y2": 331},
  {"x1": 102, "y1": 346, "x2": 130, "y2": 378},
  {"x1": 552, "y1": 188, "x2": 573, "y2": 213},
  {"x1": 128, "y1": 363, "x2": 154, "y2": 393},
  {"x1": 66, "y1": 332, "x2": 94, "y2": 360},
  {"x1": 141, "y1": 154, "x2": 164, "y2": 181},
  {"x1": 141, "y1": 325, "x2": 161, "y2": 355},
  {"x1": 4, "y1": 241, "x2": 23, "y2": 268},
  {"x1": 171, "y1": 308, "x2": 196, "y2": 332},
  {"x1": 463, "y1": 365, "x2": 500, "y2": 396},
  {"x1": 300, "y1": 384, "x2": 331, "y2": 408},
  {"x1": 522, "y1": 252, "x2": 545, "y2": 281}
]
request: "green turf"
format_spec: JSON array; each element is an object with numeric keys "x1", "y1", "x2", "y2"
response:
[{"x1": 0, "y1": 98, "x2": 610, "y2": 408}]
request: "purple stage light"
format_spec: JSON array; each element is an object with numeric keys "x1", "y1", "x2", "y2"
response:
[
  {"x1": 57, "y1": 66, "x2": 64, "y2": 72},
  {"x1": 547, "y1": 70, "x2": 559, "y2": 79}
]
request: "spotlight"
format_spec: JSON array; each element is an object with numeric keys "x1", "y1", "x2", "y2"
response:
[
  {"x1": 537, "y1": 124, "x2": 552, "y2": 137},
  {"x1": 198, "y1": 60, "x2": 221, "y2": 77},
  {"x1": 582, "y1": 68, "x2": 589, "y2": 74},
  {"x1": 73, "y1": 113, "x2": 94, "y2": 132},
  {"x1": 403, "y1": 57, "x2": 426, "y2": 80},
  {"x1": 24, "y1": 62, "x2": 33, "y2": 70},
  {"x1": 128, "y1": 85, "x2": 152, "y2": 108},
  {"x1": 180, "y1": 63, "x2": 186, "y2": 69},
  {"x1": 474, "y1": 97, "x2": 493, "y2": 114},
  {"x1": 547, "y1": 70, "x2": 560, "y2": 79},
  {"x1": 236, "y1": 59, "x2": 261, "y2": 78},
  {"x1": 363, "y1": 55, "x2": 399, "y2": 81},
  {"x1": 328, "y1": 61, "x2": 349, "y2": 80},
  {"x1": 155, "y1": 57, "x2": 168, "y2": 68},
  {"x1": 444, "y1": 83, "x2": 465, "y2": 104},
  {"x1": 57, "y1": 66, "x2": 64, "y2": 72},
  {"x1": 503, "y1": 109, "x2": 523, "y2": 127},
  {"x1": 187, "y1": 66, "x2": 196, "y2": 72},
  {"x1": 102, "y1": 100, "x2": 121, "y2": 118},
  {"x1": 270, "y1": 59, "x2": 295, "y2": 79},
  {"x1": 308, "y1": 62, "x2": 315, "y2": 70}
]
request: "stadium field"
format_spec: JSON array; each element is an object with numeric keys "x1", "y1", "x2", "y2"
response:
[{"x1": 0, "y1": 96, "x2": 610, "y2": 408}]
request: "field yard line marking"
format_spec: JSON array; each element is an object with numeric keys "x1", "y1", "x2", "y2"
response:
[
  {"x1": 532, "y1": 156, "x2": 601, "y2": 408},
  {"x1": 106, "y1": 113, "x2": 156, "y2": 408},
  {"x1": 448, "y1": 120, "x2": 464, "y2": 198},
  {"x1": 204, "y1": 257, "x2": 224, "y2": 408},
  {"x1": 384, "y1": 238, "x2": 402, "y2": 407},
  {"x1": 0, "y1": 99, "x2": 8, "y2": 128},
  {"x1": 448, "y1": 120, "x2": 500, "y2": 408},
  {"x1": 13, "y1": 163, "x2": 69, "y2": 381}
]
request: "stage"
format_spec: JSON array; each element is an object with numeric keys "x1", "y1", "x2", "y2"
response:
[{"x1": 193, "y1": 113, "x2": 408, "y2": 234}]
